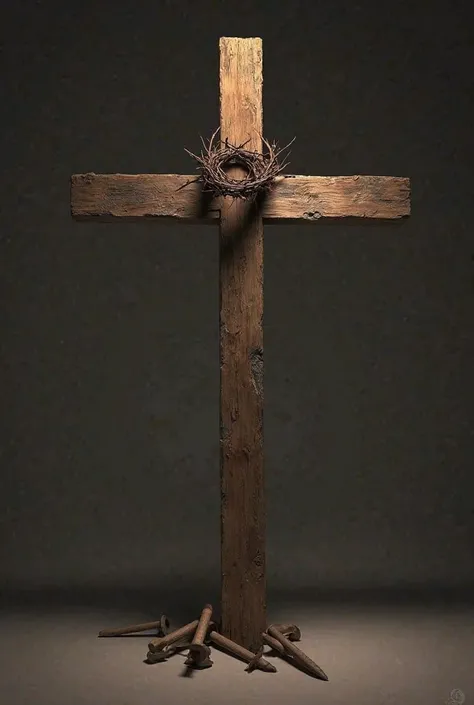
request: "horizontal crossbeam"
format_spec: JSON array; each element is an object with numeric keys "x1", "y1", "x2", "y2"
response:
[{"x1": 71, "y1": 173, "x2": 410, "y2": 223}]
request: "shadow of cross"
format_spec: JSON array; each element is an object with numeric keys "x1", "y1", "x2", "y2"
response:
[{"x1": 70, "y1": 37, "x2": 411, "y2": 654}]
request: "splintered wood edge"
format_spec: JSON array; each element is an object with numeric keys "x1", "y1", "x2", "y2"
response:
[{"x1": 71, "y1": 173, "x2": 411, "y2": 223}]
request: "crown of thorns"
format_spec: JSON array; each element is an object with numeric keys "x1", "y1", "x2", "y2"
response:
[{"x1": 183, "y1": 128, "x2": 295, "y2": 199}]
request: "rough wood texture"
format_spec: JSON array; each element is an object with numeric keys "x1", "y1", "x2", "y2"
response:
[
  {"x1": 218, "y1": 37, "x2": 266, "y2": 653},
  {"x1": 71, "y1": 173, "x2": 410, "y2": 222},
  {"x1": 70, "y1": 35, "x2": 411, "y2": 660}
]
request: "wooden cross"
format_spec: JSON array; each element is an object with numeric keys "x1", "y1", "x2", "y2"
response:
[{"x1": 71, "y1": 36, "x2": 410, "y2": 652}]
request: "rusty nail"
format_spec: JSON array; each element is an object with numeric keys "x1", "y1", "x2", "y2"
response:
[
  {"x1": 148, "y1": 619, "x2": 199, "y2": 653},
  {"x1": 246, "y1": 645, "x2": 266, "y2": 673},
  {"x1": 184, "y1": 604, "x2": 214, "y2": 669},
  {"x1": 267, "y1": 625, "x2": 328, "y2": 680},
  {"x1": 185, "y1": 643, "x2": 213, "y2": 669},
  {"x1": 145, "y1": 649, "x2": 170, "y2": 663},
  {"x1": 98, "y1": 614, "x2": 170, "y2": 638},
  {"x1": 262, "y1": 631, "x2": 287, "y2": 656},
  {"x1": 209, "y1": 630, "x2": 277, "y2": 673},
  {"x1": 271, "y1": 623, "x2": 301, "y2": 641}
]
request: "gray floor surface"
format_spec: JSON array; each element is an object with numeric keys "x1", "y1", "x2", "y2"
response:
[{"x1": 1, "y1": 597, "x2": 472, "y2": 704}]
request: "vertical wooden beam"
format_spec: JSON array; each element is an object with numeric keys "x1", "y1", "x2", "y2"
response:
[{"x1": 219, "y1": 37, "x2": 266, "y2": 652}]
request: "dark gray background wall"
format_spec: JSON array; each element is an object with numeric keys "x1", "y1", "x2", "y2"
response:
[{"x1": 1, "y1": 0, "x2": 473, "y2": 599}]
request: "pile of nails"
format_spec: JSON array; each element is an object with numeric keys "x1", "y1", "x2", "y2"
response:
[{"x1": 98, "y1": 603, "x2": 328, "y2": 680}]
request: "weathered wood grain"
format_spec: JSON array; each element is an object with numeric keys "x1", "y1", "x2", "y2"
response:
[
  {"x1": 218, "y1": 37, "x2": 266, "y2": 654},
  {"x1": 70, "y1": 34, "x2": 412, "y2": 659},
  {"x1": 71, "y1": 173, "x2": 410, "y2": 222}
]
